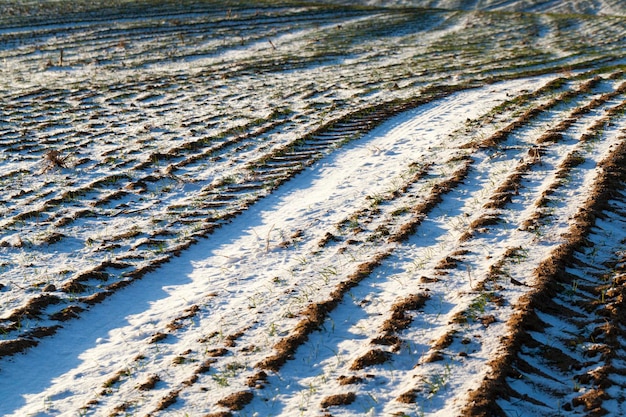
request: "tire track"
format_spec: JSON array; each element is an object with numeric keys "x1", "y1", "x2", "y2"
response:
[
  {"x1": 1, "y1": 3, "x2": 626, "y2": 416},
  {"x1": 125, "y1": 75, "x2": 608, "y2": 416},
  {"x1": 0, "y1": 78, "x2": 540, "y2": 417},
  {"x1": 246, "y1": 72, "x2": 626, "y2": 417}
]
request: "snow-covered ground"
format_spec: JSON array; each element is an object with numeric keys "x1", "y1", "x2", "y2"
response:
[
  {"x1": 327, "y1": 0, "x2": 626, "y2": 16},
  {"x1": 1, "y1": 1, "x2": 625, "y2": 416}
]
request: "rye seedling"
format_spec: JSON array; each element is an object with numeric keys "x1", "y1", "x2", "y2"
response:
[{"x1": 318, "y1": 265, "x2": 338, "y2": 284}]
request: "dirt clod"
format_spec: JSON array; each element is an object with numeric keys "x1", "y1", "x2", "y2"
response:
[
  {"x1": 216, "y1": 390, "x2": 254, "y2": 411},
  {"x1": 320, "y1": 392, "x2": 356, "y2": 408}
]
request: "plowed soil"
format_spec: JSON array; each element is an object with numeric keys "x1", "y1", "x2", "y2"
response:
[{"x1": 0, "y1": 1, "x2": 625, "y2": 416}]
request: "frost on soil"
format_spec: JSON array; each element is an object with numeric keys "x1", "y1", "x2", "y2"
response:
[{"x1": 1, "y1": 1, "x2": 626, "y2": 416}]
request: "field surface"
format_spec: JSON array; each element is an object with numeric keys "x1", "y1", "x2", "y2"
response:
[{"x1": 1, "y1": 1, "x2": 626, "y2": 416}]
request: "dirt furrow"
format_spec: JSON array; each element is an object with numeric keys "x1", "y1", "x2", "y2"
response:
[
  {"x1": 0, "y1": 86, "x2": 434, "y2": 346},
  {"x1": 199, "y1": 77, "x2": 600, "y2": 412},
  {"x1": 232, "y1": 73, "x2": 626, "y2": 416},
  {"x1": 1, "y1": 3, "x2": 626, "y2": 416},
  {"x1": 463, "y1": 125, "x2": 626, "y2": 416},
  {"x1": 276, "y1": 76, "x2": 620, "y2": 414},
  {"x1": 73, "y1": 120, "x2": 473, "y2": 417},
  {"x1": 1, "y1": 72, "x2": 588, "y2": 412},
  {"x1": 22, "y1": 81, "x2": 536, "y2": 416},
  {"x1": 0, "y1": 79, "x2": 461, "y2": 357}
]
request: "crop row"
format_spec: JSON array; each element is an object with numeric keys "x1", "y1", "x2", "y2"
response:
[
  {"x1": 32, "y1": 69, "x2": 623, "y2": 416},
  {"x1": 1, "y1": 3, "x2": 626, "y2": 415}
]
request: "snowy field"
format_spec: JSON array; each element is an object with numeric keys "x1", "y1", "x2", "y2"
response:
[{"x1": 1, "y1": 1, "x2": 626, "y2": 416}]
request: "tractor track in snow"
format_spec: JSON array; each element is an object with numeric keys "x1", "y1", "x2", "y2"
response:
[{"x1": 1, "y1": 2, "x2": 626, "y2": 416}]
